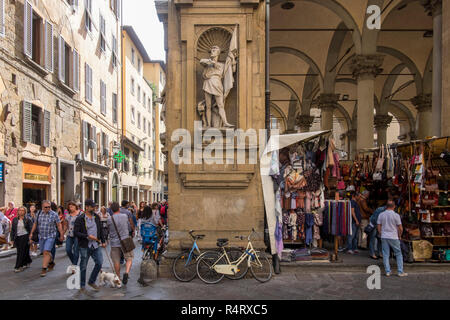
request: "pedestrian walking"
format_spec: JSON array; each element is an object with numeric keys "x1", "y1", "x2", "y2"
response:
[
  {"x1": 99, "y1": 206, "x2": 110, "y2": 241},
  {"x1": 108, "y1": 202, "x2": 134, "y2": 285},
  {"x1": 27, "y1": 205, "x2": 39, "y2": 257},
  {"x1": 6, "y1": 202, "x2": 18, "y2": 223},
  {"x1": 159, "y1": 199, "x2": 168, "y2": 226},
  {"x1": 368, "y1": 203, "x2": 386, "y2": 260},
  {"x1": 356, "y1": 191, "x2": 373, "y2": 249},
  {"x1": 377, "y1": 200, "x2": 408, "y2": 277},
  {"x1": 74, "y1": 199, "x2": 105, "y2": 292},
  {"x1": 10, "y1": 207, "x2": 33, "y2": 272},
  {"x1": 64, "y1": 201, "x2": 81, "y2": 269},
  {"x1": 29, "y1": 200, "x2": 64, "y2": 277},
  {"x1": 347, "y1": 192, "x2": 361, "y2": 255},
  {"x1": 0, "y1": 208, "x2": 11, "y2": 251}
]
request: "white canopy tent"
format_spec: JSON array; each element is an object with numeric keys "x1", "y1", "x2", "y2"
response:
[{"x1": 260, "y1": 131, "x2": 332, "y2": 255}]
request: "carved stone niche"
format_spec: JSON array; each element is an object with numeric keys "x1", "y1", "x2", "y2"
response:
[{"x1": 195, "y1": 26, "x2": 238, "y2": 129}]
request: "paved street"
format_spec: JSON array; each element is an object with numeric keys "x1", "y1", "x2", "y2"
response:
[{"x1": 0, "y1": 246, "x2": 450, "y2": 300}]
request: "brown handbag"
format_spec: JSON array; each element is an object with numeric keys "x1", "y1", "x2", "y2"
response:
[{"x1": 111, "y1": 214, "x2": 135, "y2": 253}]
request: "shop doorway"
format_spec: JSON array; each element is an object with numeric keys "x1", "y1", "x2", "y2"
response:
[
  {"x1": 23, "y1": 183, "x2": 48, "y2": 209},
  {"x1": 112, "y1": 174, "x2": 119, "y2": 202},
  {"x1": 58, "y1": 159, "x2": 75, "y2": 207}
]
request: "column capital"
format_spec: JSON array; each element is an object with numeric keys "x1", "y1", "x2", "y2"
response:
[
  {"x1": 420, "y1": 0, "x2": 442, "y2": 17},
  {"x1": 374, "y1": 114, "x2": 393, "y2": 130},
  {"x1": 411, "y1": 94, "x2": 432, "y2": 112},
  {"x1": 317, "y1": 93, "x2": 340, "y2": 111},
  {"x1": 350, "y1": 54, "x2": 384, "y2": 80},
  {"x1": 296, "y1": 115, "x2": 315, "y2": 131}
]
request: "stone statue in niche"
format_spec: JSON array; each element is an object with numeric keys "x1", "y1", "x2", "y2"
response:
[{"x1": 197, "y1": 26, "x2": 238, "y2": 129}]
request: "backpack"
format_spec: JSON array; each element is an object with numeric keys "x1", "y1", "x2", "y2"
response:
[
  {"x1": 140, "y1": 221, "x2": 157, "y2": 244},
  {"x1": 160, "y1": 205, "x2": 166, "y2": 215}
]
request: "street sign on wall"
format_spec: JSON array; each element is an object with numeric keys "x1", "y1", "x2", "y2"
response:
[{"x1": 0, "y1": 162, "x2": 3, "y2": 182}]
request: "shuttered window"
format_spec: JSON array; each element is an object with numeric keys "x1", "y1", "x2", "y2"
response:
[
  {"x1": 44, "y1": 21, "x2": 54, "y2": 72},
  {"x1": 85, "y1": 63, "x2": 92, "y2": 104},
  {"x1": 100, "y1": 80, "x2": 106, "y2": 115},
  {"x1": 22, "y1": 101, "x2": 32, "y2": 143},
  {"x1": 43, "y1": 110, "x2": 50, "y2": 148},
  {"x1": 58, "y1": 36, "x2": 65, "y2": 82},
  {"x1": 24, "y1": 0, "x2": 33, "y2": 58},
  {"x1": 73, "y1": 49, "x2": 79, "y2": 92},
  {"x1": 0, "y1": 0, "x2": 5, "y2": 37},
  {"x1": 112, "y1": 93, "x2": 118, "y2": 123},
  {"x1": 112, "y1": 34, "x2": 118, "y2": 68},
  {"x1": 71, "y1": 0, "x2": 79, "y2": 12},
  {"x1": 82, "y1": 120, "x2": 88, "y2": 158},
  {"x1": 84, "y1": 0, "x2": 92, "y2": 32},
  {"x1": 99, "y1": 14, "x2": 106, "y2": 52}
]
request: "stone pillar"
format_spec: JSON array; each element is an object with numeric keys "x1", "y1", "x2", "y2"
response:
[
  {"x1": 443, "y1": 0, "x2": 450, "y2": 136},
  {"x1": 374, "y1": 114, "x2": 393, "y2": 146},
  {"x1": 411, "y1": 94, "x2": 432, "y2": 139},
  {"x1": 318, "y1": 93, "x2": 340, "y2": 131},
  {"x1": 350, "y1": 54, "x2": 384, "y2": 151},
  {"x1": 346, "y1": 129, "x2": 357, "y2": 160},
  {"x1": 296, "y1": 115, "x2": 315, "y2": 133},
  {"x1": 422, "y1": 0, "x2": 442, "y2": 136}
]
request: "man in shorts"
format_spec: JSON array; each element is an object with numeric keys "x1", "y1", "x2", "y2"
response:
[
  {"x1": 107, "y1": 202, "x2": 134, "y2": 285},
  {"x1": 29, "y1": 200, "x2": 64, "y2": 277}
]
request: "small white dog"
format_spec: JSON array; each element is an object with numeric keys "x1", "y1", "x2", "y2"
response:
[
  {"x1": 98, "y1": 270, "x2": 122, "y2": 288},
  {"x1": 67, "y1": 265, "x2": 78, "y2": 275}
]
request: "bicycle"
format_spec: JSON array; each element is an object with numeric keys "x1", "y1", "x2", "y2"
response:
[
  {"x1": 196, "y1": 228, "x2": 273, "y2": 284},
  {"x1": 172, "y1": 230, "x2": 248, "y2": 282},
  {"x1": 142, "y1": 225, "x2": 167, "y2": 263}
]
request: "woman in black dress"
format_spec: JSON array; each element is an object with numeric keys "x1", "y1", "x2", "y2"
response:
[{"x1": 10, "y1": 207, "x2": 33, "y2": 272}]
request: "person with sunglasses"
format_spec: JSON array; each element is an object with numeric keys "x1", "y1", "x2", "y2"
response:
[{"x1": 29, "y1": 200, "x2": 64, "y2": 277}]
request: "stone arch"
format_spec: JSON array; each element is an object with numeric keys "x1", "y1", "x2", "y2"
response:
[
  {"x1": 335, "y1": 103, "x2": 352, "y2": 132},
  {"x1": 270, "y1": 102, "x2": 288, "y2": 133},
  {"x1": 324, "y1": 22, "x2": 352, "y2": 92},
  {"x1": 302, "y1": 67, "x2": 320, "y2": 114},
  {"x1": 271, "y1": 0, "x2": 362, "y2": 53},
  {"x1": 270, "y1": 78, "x2": 302, "y2": 110},
  {"x1": 377, "y1": 46, "x2": 423, "y2": 94},
  {"x1": 270, "y1": 46, "x2": 324, "y2": 91},
  {"x1": 388, "y1": 101, "x2": 415, "y2": 134}
]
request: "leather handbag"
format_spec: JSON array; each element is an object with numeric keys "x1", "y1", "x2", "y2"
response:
[
  {"x1": 364, "y1": 222, "x2": 375, "y2": 235},
  {"x1": 439, "y1": 192, "x2": 449, "y2": 206},
  {"x1": 0, "y1": 235, "x2": 6, "y2": 245},
  {"x1": 111, "y1": 214, "x2": 135, "y2": 253}
]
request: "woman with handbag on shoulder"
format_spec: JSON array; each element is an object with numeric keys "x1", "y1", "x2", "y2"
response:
[{"x1": 11, "y1": 207, "x2": 33, "y2": 272}]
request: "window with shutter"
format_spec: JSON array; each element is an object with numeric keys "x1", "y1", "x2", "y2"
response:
[
  {"x1": 58, "y1": 36, "x2": 66, "y2": 82},
  {"x1": 22, "y1": 101, "x2": 32, "y2": 143},
  {"x1": 72, "y1": 0, "x2": 79, "y2": 12},
  {"x1": 84, "y1": 0, "x2": 92, "y2": 32},
  {"x1": 112, "y1": 93, "x2": 118, "y2": 123},
  {"x1": 24, "y1": 0, "x2": 33, "y2": 58},
  {"x1": 115, "y1": 0, "x2": 121, "y2": 20},
  {"x1": 85, "y1": 63, "x2": 92, "y2": 104},
  {"x1": 44, "y1": 21, "x2": 54, "y2": 72},
  {"x1": 0, "y1": 0, "x2": 5, "y2": 37},
  {"x1": 43, "y1": 110, "x2": 50, "y2": 148},
  {"x1": 100, "y1": 80, "x2": 106, "y2": 115},
  {"x1": 112, "y1": 34, "x2": 118, "y2": 68},
  {"x1": 91, "y1": 125, "x2": 97, "y2": 162},
  {"x1": 99, "y1": 14, "x2": 106, "y2": 52},
  {"x1": 73, "y1": 49, "x2": 79, "y2": 92}
]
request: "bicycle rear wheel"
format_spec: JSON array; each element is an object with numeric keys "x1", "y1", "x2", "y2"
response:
[
  {"x1": 225, "y1": 249, "x2": 249, "y2": 280},
  {"x1": 196, "y1": 251, "x2": 225, "y2": 284},
  {"x1": 249, "y1": 253, "x2": 273, "y2": 283},
  {"x1": 172, "y1": 251, "x2": 198, "y2": 282}
]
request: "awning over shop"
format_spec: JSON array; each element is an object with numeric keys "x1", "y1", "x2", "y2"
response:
[{"x1": 260, "y1": 131, "x2": 331, "y2": 255}]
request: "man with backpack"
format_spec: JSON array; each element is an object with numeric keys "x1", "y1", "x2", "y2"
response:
[{"x1": 29, "y1": 200, "x2": 64, "y2": 277}]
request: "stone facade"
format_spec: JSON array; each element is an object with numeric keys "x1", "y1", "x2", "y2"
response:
[
  {"x1": 157, "y1": 0, "x2": 266, "y2": 250},
  {"x1": 0, "y1": 0, "x2": 122, "y2": 208}
]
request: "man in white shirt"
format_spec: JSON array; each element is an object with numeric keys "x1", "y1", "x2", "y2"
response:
[{"x1": 377, "y1": 200, "x2": 407, "y2": 277}]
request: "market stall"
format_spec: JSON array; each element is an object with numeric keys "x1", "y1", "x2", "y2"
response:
[
  {"x1": 261, "y1": 130, "x2": 352, "y2": 263},
  {"x1": 340, "y1": 137, "x2": 450, "y2": 262}
]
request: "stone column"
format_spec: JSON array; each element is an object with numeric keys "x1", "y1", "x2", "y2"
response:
[
  {"x1": 318, "y1": 93, "x2": 340, "y2": 131},
  {"x1": 296, "y1": 115, "x2": 315, "y2": 133},
  {"x1": 350, "y1": 54, "x2": 384, "y2": 151},
  {"x1": 346, "y1": 129, "x2": 357, "y2": 160},
  {"x1": 411, "y1": 94, "x2": 432, "y2": 139},
  {"x1": 374, "y1": 114, "x2": 393, "y2": 146},
  {"x1": 422, "y1": 0, "x2": 442, "y2": 136}
]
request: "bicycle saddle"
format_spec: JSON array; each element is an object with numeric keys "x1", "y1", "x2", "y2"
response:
[
  {"x1": 195, "y1": 235, "x2": 205, "y2": 240},
  {"x1": 216, "y1": 238, "x2": 229, "y2": 247}
]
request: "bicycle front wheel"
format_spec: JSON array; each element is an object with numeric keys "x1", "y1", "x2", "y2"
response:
[
  {"x1": 249, "y1": 253, "x2": 273, "y2": 283},
  {"x1": 225, "y1": 249, "x2": 249, "y2": 280},
  {"x1": 196, "y1": 251, "x2": 225, "y2": 284},
  {"x1": 172, "y1": 251, "x2": 198, "y2": 282}
]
